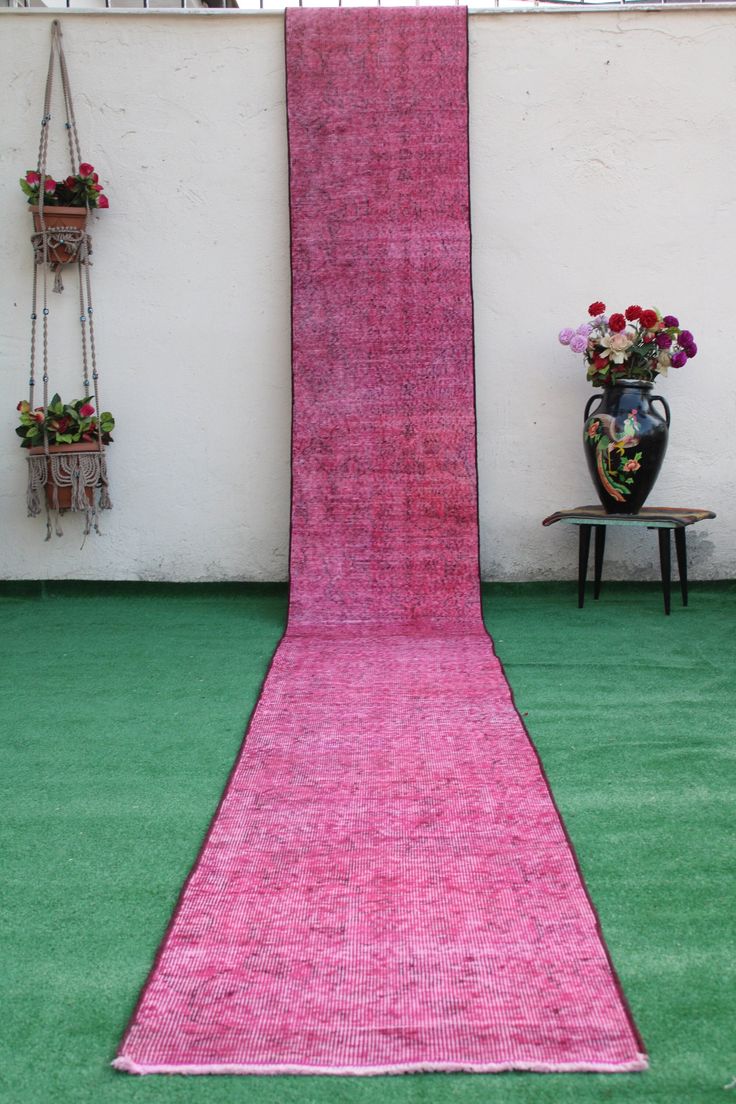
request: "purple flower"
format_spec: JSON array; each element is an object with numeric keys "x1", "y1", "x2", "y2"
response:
[
  {"x1": 663, "y1": 315, "x2": 679, "y2": 328},
  {"x1": 679, "y1": 330, "x2": 694, "y2": 346},
  {"x1": 558, "y1": 328, "x2": 575, "y2": 346},
  {"x1": 569, "y1": 334, "x2": 587, "y2": 353},
  {"x1": 655, "y1": 332, "x2": 672, "y2": 349},
  {"x1": 671, "y1": 350, "x2": 688, "y2": 369},
  {"x1": 683, "y1": 341, "x2": 698, "y2": 358},
  {"x1": 576, "y1": 323, "x2": 593, "y2": 337}
]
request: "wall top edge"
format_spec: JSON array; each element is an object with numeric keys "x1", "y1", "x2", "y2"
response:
[{"x1": 2, "y1": 3, "x2": 735, "y2": 14}]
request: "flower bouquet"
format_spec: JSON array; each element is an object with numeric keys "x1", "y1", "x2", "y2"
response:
[
  {"x1": 559, "y1": 301, "x2": 697, "y2": 387},
  {"x1": 16, "y1": 395, "x2": 114, "y2": 449},
  {"x1": 20, "y1": 163, "x2": 109, "y2": 209}
]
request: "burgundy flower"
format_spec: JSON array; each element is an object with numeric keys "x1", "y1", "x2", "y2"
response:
[
  {"x1": 655, "y1": 333, "x2": 672, "y2": 349},
  {"x1": 625, "y1": 305, "x2": 642, "y2": 321},
  {"x1": 79, "y1": 162, "x2": 95, "y2": 177},
  {"x1": 639, "y1": 309, "x2": 658, "y2": 329},
  {"x1": 683, "y1": 341, "x2": 697, "y2": 358},
  {"x1": 663, "y1": 315, "x2": 679, "y2": 328},
  {"x1": 588, "y1": 301, "x2": 606, "y2": 317},
  {"x1": 609, "y1": 313, "x2": 626, "y2": 333},
  {"x1": 671, "y1": 350, "x2": 688, "y2": 368},
  {"x1": 679, "y1": 330, "x2": 694, "y2": 346},
  {"x1": 79, "y1": 403, "x2": 95, "y2": 418},
  {"x1": 65, "y1": 176, "x2": 76, "y2": 188}
]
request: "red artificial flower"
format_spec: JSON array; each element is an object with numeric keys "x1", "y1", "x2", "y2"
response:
[
  {"x1": 79, "y1": 403, "x2": 95, "y2": 418},
  {"x1": 588, "y1": 300, "x2": 606, "y2": 317},
  {"x1": 609, "y1": 313, "x2": 626, "y2": 333},
  {"x1": 32, "y1": 411, "x2": 45, "y2": 423},
  {"x1": 25, "y1": 171, "x2": 40, "y2": 186},
  {"x1": 97, "y1": 195, "x2": 109, "y2": 209},
  {"x1": 65, "y1": 176, "x2": 76, "y2": 188},
  {"x1": 92, "y1": 173, "x2": 99, "y2": 183},
  {"x1": 92, "y1": 184, "x2": 103, "y2": 192},
  {"x1": 639, "y1": 309, "x2": 658, "y2": 329},
  {"x1": 643, "y1": 334, "x2": 655, "y2": 344},
  {"x1": 43, "y1": 177, "x2": 56, "y2": 193},
  {"x1": 79, "y1": 162, "x2": 95, "y2": 177},
  {"x1": 625, "y1": 305, "x2": 642, "y2": 321}
]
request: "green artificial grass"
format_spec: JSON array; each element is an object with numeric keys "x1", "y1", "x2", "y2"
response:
[{"x1": 1, "y1": 580, "x2": 734, "y2": 1104}]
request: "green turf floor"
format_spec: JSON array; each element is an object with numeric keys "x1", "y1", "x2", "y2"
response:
[{"x1": 1, "y1": 580, "x2": 734, "y2": 1104}]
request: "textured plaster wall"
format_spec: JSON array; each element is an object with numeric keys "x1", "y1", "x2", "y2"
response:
[{"x1": 0, "y1": 9, "x2": 733, "y2": 582}]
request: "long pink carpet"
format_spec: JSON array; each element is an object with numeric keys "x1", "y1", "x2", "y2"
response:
[{"x1": 114, "y1": 7, "x2": 647, "y2": 1075}]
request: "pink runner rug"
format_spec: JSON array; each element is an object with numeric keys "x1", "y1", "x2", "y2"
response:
[{"x1": 114, "y1": 8, "x2": 646, "y2": 1075}]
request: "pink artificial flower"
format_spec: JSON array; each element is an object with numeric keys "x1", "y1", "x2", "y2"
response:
[
  {"x1": 79, "y1": 162, "x2": 95, "y2": 177},
  {"x1": 623, "y1": 459, "x2": 641, "y2": 472},
  {"x1": 79, "y1": 403, "x2": 95, "y2": 418},
  {"x1": 97, "y1": 195, "x2": 109, "y2": 209},
  {"x1": 44, "y1": 177, "x2": 56, "y2": 193},
  {"x1": 25, "y1": 171, "x2": 40, "y2": 186}
]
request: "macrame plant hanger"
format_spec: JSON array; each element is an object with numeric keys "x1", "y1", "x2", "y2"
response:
[{"x1": 26, "y1": 19, "x2": 111, "y2": 540}]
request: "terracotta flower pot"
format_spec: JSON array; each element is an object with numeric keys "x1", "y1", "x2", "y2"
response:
[
  {"x1": 31, "y1": 205, "x2": 88, "y2": 265},
  {"x1": 28, "y1": 441, "x2": 101, "y2": 510}
]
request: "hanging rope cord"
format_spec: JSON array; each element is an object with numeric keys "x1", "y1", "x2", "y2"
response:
[
  {"x1": 30, "y1": 19, "x2": 102, "y2": 446},
  {"x1": 27, "y1": 19, "x2": 110, "y2": 538}
]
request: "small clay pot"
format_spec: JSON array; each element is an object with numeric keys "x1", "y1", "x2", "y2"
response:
[
  {"x1": 31, "y1": 205, "x2": 88, "y2": 265},
  {"x1": 29, "y1": 441, "x2": 101, "y2": 510}
]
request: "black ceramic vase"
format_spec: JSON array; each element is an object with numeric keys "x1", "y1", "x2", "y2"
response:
[{"x1": 583, "y1": 380, "x2": 670, "y2": 515}]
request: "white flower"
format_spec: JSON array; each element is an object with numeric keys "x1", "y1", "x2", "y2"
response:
[{"x1": 601, "y1": 331, "x2": 635, "y2": 364}]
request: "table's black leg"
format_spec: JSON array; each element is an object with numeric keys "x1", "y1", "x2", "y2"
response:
[
  {"x1": 594, "y1": 526, "x2": 606, "y2": 600},
  {"x1": 675, "y1": 527, "x2": 688, "y2": 607},
  {"x1": 658, "y1": 528, "x2": 672, "y2": 615},
  {"x1": 578, "y1": 525, "x2": 592, "y2": 609}
]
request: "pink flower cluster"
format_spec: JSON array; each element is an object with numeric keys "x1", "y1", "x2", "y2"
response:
[{"x1": 21, "y1": 163, "x2": 109, "y2": 209}]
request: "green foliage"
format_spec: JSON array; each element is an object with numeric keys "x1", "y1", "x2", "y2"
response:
[{"x1": 14, "y1": 394, "x2": 115, "y2": 450}]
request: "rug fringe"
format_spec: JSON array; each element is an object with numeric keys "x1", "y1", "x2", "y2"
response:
[{"x1": 113, "y1": 1054, "x2": 649, "y2": 1077}]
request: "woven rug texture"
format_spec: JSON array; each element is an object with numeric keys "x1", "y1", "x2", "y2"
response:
[{"x1": 114, "y1": 7, "x2": 647, "y2": 1075}]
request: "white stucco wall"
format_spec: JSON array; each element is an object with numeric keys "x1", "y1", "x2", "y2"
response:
[{"x1": 0, "y1": 9, "x2": 732, "y2": 582}]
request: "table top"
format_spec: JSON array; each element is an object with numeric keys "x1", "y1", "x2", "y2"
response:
[{"x1": 542, "y1": 506, "x2": 717, "y2": 529}]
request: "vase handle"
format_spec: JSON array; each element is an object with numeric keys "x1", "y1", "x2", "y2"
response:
[
  {"x1": 650, "y1": 394, "x2": 671, "y2": 428},
  {"x1": 584, "y1": 393, "x2": 603, "y2": 422}
]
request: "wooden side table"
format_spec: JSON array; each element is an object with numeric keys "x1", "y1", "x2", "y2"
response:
[{"x1": 542, "y1": 506, "x2": 716, "y2": 615}]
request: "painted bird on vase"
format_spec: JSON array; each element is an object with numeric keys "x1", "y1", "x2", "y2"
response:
[{"x1": 586, "y1": 409, "x2": 641, "y2": 503}]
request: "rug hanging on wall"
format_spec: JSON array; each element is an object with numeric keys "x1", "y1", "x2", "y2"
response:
[{"x1": 114, "y1": 7, "x2": 647, "y2": 1075}]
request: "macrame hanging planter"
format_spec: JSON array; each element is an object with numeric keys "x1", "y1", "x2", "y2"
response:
[{"x1": 23, "y1": 20, "x2": 112, "y2": 540}]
